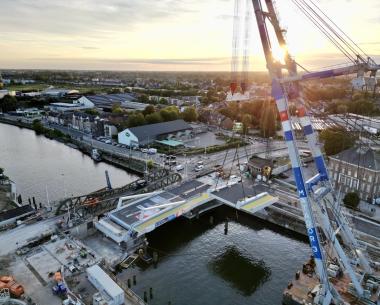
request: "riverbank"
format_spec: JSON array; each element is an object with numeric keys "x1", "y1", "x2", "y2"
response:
[
  {"x1": 0, "y1": 117, "x2": 148, "y2": 175},
  {"x1": 0, "y1": 122, "x2": 138, "y2": 205}
]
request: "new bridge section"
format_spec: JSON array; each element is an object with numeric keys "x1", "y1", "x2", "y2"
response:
[{"x1": 95, "y1": 179, "x2": 278, "y2": 244}]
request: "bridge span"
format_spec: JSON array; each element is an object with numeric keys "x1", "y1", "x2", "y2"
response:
[{"x1": 95, "y1": 178, "x2": 278, "y2": 244}]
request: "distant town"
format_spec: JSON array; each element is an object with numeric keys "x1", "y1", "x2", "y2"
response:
[{"x1": 1, "y1": 68, "x2": 380, "y2": 305}]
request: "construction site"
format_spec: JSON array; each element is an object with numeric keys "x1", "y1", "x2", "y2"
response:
[{"x1": 1, "y1": 0, "x2": 380, "y2": 305}]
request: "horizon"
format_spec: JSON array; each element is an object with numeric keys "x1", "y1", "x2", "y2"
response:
[{"x1": 0, "y1": 0, "x2": 379, "y2": 71}]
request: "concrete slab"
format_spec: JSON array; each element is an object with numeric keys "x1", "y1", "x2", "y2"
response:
[
  {"x1": 82, "y1": 232, "x2": 125, "y2": 266},
  {"x1": 25, "y1": 248, "x2": 61, "y2": 283}
]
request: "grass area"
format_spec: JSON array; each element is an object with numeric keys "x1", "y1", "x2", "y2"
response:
[
  {"x1": 4, "y1": 83, "x2": 120, "y2": 94},
  {"x1": 4, "y1": 83, "x2": 49, "y2": 92}
]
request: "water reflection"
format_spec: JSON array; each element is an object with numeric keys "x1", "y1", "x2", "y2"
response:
[{"x1": 209, "y1": 245, "x2": 271, "y2": 296}]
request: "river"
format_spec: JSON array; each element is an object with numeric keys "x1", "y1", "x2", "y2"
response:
[
  {"x1": 0, "y1": 122, "x2": 138, "y2": 205},
  {"x1": 0, "y1": 122, "x2": 311, "y2": 305}
]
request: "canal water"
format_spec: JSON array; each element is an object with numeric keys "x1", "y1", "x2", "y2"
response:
[
  {"x1": 120, "y1": 207, "x2": 310, "y2": 305},
  {"x1": 0, "y1": 122, "x2": 311, "y2": 305},
  {"x1": 0, "y1": 123, "x2": 138, "y2": 204}
]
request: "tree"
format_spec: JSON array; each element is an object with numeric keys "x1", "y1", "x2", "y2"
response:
[
  {"x1": 320, "y1": 126, "x2": 357, "y2": 156},
  {"x1": 343, "y1": 192, "x2": 360, "y2": 209},
  {"x1": 181, "y1": 106, "x2": 197, "y2": 122},
  {"x1": 138, "y1": 94, "x2": 149, "y2": 103},
  {"x1": 0, "y1": 95, "x2": 18, "y2": 112},
  {"x1": 145, "y1": 112, "x2": 163, "y2": 124},
  {"x1": 142, "y1": 105, "x2": 155, "y2": 116},
  {"x1": 111, "y1": 104, "x2": 124, "y2": 115},
  {"x1": 32, "y1": 119, "x2": 45, "y2": 135},
  {"x1": 241, "y1": 114, "x2": 252, "y2": 134},
  {"x1": 259, "y1": 99, "x2": 277, "y2": 137},
  {"x1": 336, "y1": 104, "x2": 348, "y2": 114},
  {"x1": 147, "y1": 160, "x2": 154, "y2": 171},
  {"x1": 127, "y1": 113, "x2": 146, "y2": 127},
  {"x1": 160, "y1": 106, "x2": 179, "y2": 122},
  {"x1": 85, "y1": 108, "x2": 99, "y2": 115},
  {"x1": 159, "y1": 98, "x2": 168, "y2": 105}
]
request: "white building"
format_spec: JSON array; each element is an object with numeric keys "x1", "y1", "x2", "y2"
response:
[
  {"x1": 104, "y1": 124, "x2": 118, "y2": 138},
  {"x1": 0, "y1": 90, "x2": 16, "y2": 99},
  {"x1": 48, "y1": 98, "x2": 94, "y2": 112},
  {"x1": 118, "y1": 119, "x2": 192, "y2": 147},
  {"x1": 42, "y1": 88, "x2": 79, "y2": 98},
  {"x1": 87, "y1": 265, "x2": 124, "y2": 305}
]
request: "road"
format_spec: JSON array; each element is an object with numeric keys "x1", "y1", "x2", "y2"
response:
[{"x1": 0, "y1": 216, "x2": 59, "y2": 256}]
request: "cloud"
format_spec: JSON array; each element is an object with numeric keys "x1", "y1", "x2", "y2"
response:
[
  {"x1": 81, "y1": 46, "x2": 99, "y2": 50},
  {"x1": 0, "y1": 0, "x2": 199, "y2": 38},
  {"x1": 30, "y1": 56, "x2": 231, "y2": 66}
]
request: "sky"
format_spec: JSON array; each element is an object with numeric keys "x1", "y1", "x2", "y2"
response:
[{"x1": 0, "y1": 0, "x2": 379, "y2": 71}]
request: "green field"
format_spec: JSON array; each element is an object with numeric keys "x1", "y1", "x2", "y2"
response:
[{"x1": 3, "y1": 83, "x2": 122, "y2": 94}]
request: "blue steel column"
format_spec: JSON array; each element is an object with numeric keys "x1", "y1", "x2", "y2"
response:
[
  {"x1": 272, "y1": 79, "x2": 331, "y2": 301},
  {"x1": 295, "y1": 95, "x2": 329, "y2": 181}
]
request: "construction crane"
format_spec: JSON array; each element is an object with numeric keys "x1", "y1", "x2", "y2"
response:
[
  {"x1": 227, "y1": 0, "x2": 251, "y2": 102},
  {"x1": 249, "y1": 0, "x2": 379, "y2": 304}
]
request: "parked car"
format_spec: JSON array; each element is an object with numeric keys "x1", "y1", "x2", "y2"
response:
[
  {"x1": 229, "y1": 175, "x2": 242, "y2": 183},
  {"x1": 175, "y1": 164, "x2": 184, "y2": 171},
  {"x1": 164, "y1": 160, "x2": 177, "y2": 166},
  {"x1": 194, "y1": 164, "x2": 204, "y2": 172},
  {"x1": 148, "y1": 148, "x2": 157, "y2": 155},
  {"x1": 105, "y1": 139, "x2": 112, "y2": 144},
  {"x1": 141, "y1": 148, "x2": 148, "y2": 153}
]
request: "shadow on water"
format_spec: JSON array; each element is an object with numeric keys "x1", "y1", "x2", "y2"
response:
[
  {"x1": 208, "y1": 245, "x2": 271, "y2": 296},
  {"x1": 146, "y1": 203, "x2": 307, "y2": 257}
]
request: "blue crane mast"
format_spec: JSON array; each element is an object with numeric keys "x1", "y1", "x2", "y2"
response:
[{"x1": 249, "y1": 0, "x2": 379, "y2": 304}]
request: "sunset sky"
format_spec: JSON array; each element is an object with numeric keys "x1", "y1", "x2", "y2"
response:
[{"x1": 0, "y1": 0, "x2": 379, "y2": 71}]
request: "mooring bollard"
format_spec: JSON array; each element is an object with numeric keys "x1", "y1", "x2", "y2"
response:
[
  {"x1": 153, "y1": 251, "x2": 159, "y2": 267},
  {"x1": 224, "y1": 218, "x2": 229, "y2": 235},
  {"x1": 149, "y1": 287, "x2": 153, "y2": 299},
  {"x1": 144, "y1": 291, "x2": 148, "y2": 302}
]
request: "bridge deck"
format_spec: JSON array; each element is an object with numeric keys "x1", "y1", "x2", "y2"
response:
[
  {"x1": 211, "y1": 183, "x2": 278, "y2": 214},
  {"x1": 109, "y1": 180, "x2": 211, "y2": 231},
  {"x1": 99, "y1": 180, "x2": 278, "y2": 242}
]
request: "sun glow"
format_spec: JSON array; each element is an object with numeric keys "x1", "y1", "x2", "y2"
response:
[{"x1": 271, "y1": 44, "x2": 287, "y2": 64}]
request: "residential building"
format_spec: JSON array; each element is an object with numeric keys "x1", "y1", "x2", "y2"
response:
[
  {"x1": 248, "y1": 157, "x2": 273, "y2": 177},
  {"x1": 71, "y1": 112, "x2": 95, "y2": 134},
  {"x1": 46, "y1": 112, "x2": 72, "y2": 126},
  {"x1": 104, "y1": 124, "x2": 118, "y2": 138},
  {"x1": 328, "y1": 146, "x2": 380, "y2": 202},
  {"x1": 118, "y1": 119, "x2": 192, "y2": 147}
]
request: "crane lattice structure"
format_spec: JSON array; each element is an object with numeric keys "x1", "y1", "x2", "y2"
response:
[{"x1": 245, "y1": 0, "x2": 379, "y2": 304}]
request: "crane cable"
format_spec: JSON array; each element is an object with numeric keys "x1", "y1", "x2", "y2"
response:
[
  {"x1": 291, "y1": 0, "x2": 356, "y2": 64},
  {"x1": 307, "y1": 0, "x2": 370, "y2": 60},
  {"x1": 298, "y1": 0, "x2": 365, "y2": 62}
]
